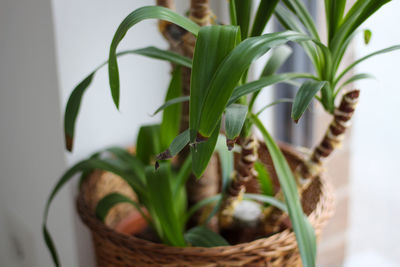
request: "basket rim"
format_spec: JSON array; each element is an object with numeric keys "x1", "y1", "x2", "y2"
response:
[{"x1": 76, "y1": 143, "x2": 336, "y2": 257}]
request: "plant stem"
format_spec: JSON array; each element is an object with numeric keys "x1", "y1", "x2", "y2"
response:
[
  {"x1": 296, "y1": 89, "x2": 360, "y2": 186},
  {"x1": 219, "y1": 134, "x2": 259, "y2": 229}
]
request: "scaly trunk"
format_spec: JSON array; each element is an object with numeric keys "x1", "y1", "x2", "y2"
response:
[
  {"x1": 296, "y1": 89, "x2": 360, "y2": 187},
  {"x1": 219, "y1": 134, "x2": 259, "y2": 229}
]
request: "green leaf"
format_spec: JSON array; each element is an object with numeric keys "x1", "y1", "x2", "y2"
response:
[
  {"x1": 250, "y1": 0, "x2": 280, "y2": 37},
  {"x1": 282, "y1": 0, "x2": 320, "y2": 41},
  {"x1": 145, "y1": 164, "x2": 186, "y2": 246},
  {"x1": 152, "y1": 96, "x2": 189, "y2": 116},
  {"x1": 198, "y1": 31, "x2": 311, "y2": 138},
  {"x1": 184, "y1": 226, "x2": 229, "y2": 247},
  {"x1": 364, "y1": 29, "x2": 372, "y2": 45},
  {"x1": 244, "y1": 194, "x2": 287, "y2": 212},
  {"x1": 229, "y1": 0, "x2": 237, "y2": 25},
  {"x1": 189, "y1": 25, "x2": 240, "y2": 142},
  {"x1": 335, "y1": 45, "x2": 400, "y2": 86},
  {"x1": 185, "y1": 195, "x2": 222, "y2": 224},
  {"x1": 64, "y1": 47, "x2": 191, "y2": 151},
  {"x1": 330, "y1": 0, "x2": 391, "y2": 56},
  {"x1": 191, "y1": 121, "x2": 220, "y2": 178},
  {"x1": 325, "y1": 0, "x2": 346, "y2": 43},
  {"x1": 291, "y1": 80, "x2": 326, "y2": 122},
  {"x1": 157, "y1": 129, "x2": 190, "y2": 161},
  {"x1": 173, "y1": 155, "x2": 193, "y2": 195},
  {"x1": 136, "y1": 125, "x2": 161, "y2": 165},
  {"x1": 108, "y1": 6, "x2": 200, "y2": 108},
  {"x1": 248, "y1": 45, "x2": 293, "y2": 110},
  {"x1": 43, "y1": 154, "x2": 146, "y2": 267},
  {"x1": 95, "y1": 192, "x2": 150, "y2": 224},
  {"x1": 160, "y1": 67, "x2": 182, "y2": 150},
  {"x1": 235, "y1": 0, "x2": 252, "y2": 39},
  {"x1": 336, "y1": 73, "x2": 375, "y2": 96},
  {"x1": 225, "y1": 104, "x2": 248, "y2": 142},
  {"x1": 254, "y1": 161, "x2": 274, "y2": 197},
  {"x1": 229, "y1": 73, "x2": 314, "y2": 106},
  {"x1": 250, "y1": 114, "x2": 316, "y2": 267},
  {"x1": 256, "y1": 98, "x2": 294, "y2": 116}
]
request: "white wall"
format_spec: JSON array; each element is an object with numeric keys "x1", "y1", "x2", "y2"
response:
[
  {"x1": 0, "y1": 0, "x2": 77, "y2": 266},
  {"x1": 346, "y1": 1, "x2": 400, "y2": 266}
]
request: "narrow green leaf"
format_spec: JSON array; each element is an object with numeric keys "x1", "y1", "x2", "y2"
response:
[
  {"x1": 250, "y1": 0, "x2": 280, "y2": 37},
  {"x1": 250, "y1": 114, "x2": 316, "y2": 267},
  {"x1": 43, "y1": 154, "x2": 146, "y2": 267},
  {"x1": 173, "y1": 155, "x2": 192, "y2": 195},
  {"x1": 95, "y1": 192, "x2": 150, "y2": 224},
  {"x1": 325, "y1": 0, "x2": 346, "y2": 43},
  {"x1": 185, "y1": 195, "x2": 222, "y2": 224},
  {"x1": 108, "y1": 6, "x2": 200, "y2": 108},
  {"x1": 336, "y1": 73, "x2": 375, "y2": 96},
  {"x1": 189, "y1": 25, "x2": 240, "y2": 142},
  {"x1": 364, "y1": 29, "x2": 372, "y2": 45},
  {"x1": 254, "y1": 161, "x2": 274, "y2": 197},
  {"x1": 152, "y1": 96, "x2": 189, "y2": 116},
  {"x1": 235, "y1": 0, "x2": 252, "y2": 39},
  {"x1": 136, "y1": 125, "x2": 161, "y2": 165},
  {"x1": 198, "y1": 31, "x2": 311, "y2": 138},
  {"x1": 229, "y1": 73, "x2": 315, "y2": 106},
  {"x1": 256, "y1": 98, "x2": 294, "y2": 116},
  {"x1": 229, "y1": 0, "x2": 237, "y2": 25},
  {"x1": 160, "y1": 67, "x2": 182, "y2": 150},
  {"x1": 157, "y1": 129, "x2": 190, "y2": 161},
  {"x1": 225, "y1": 104, "x2": 248, "y2": 142},
  {"x1": 335, "y1": 45, "x2": 400, "y2": 86},
  {"x1": 244, "y1": 194, "x2": 287, "y2": 212},
  {"x1": 191, "y1": 121, "x2": 220, "y2": 178},
  {"x1": 292, "y1": 80, "x2": 326, "y2": 122},
  {"x1": 185, "y1": 226, "x2": 229, "y2": 247},
  {"x1": 64, "y1": 47, "x2": 191, "y2": 151},
  {"x1": 320, "y1": 83, "x2": 335, "y2": 113},
  {"x1": 145, "y1": 164, "x2": 186, "y2": 246}
]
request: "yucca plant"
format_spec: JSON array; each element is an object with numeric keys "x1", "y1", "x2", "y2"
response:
[
  {"x1": 42, "y1": 1, "x2": 400, "y2": 267},
  {"x1": 273, "y1": 0, "x2": 399, "y2": 187}
]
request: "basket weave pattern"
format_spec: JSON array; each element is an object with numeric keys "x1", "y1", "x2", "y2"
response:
[{"x1": 77, "y1": 145, "x2": 335, "y2": 267}]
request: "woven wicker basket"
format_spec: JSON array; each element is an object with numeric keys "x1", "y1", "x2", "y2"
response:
[{"x1": 77, "y1": 144, "x2": 335, "y2": 267}]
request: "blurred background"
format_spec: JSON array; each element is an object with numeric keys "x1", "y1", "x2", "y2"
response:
[{"x1": 0, "y1": 0, "x2": 399, "y2": 266}]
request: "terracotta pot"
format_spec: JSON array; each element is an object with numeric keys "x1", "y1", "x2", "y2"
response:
[
  {"x1": 77, "y1": 144, "x2": 335, "y2": 267},
  {"x1": 114, "y1": 211, "x2": 148, "y2": 235}
]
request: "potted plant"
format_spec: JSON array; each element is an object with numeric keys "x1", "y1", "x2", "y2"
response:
[{"x1": 42, "y1": 0, "x2": 398, "y2": 266}]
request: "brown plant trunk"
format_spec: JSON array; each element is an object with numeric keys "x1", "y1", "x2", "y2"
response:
[
  {"x1": 296, "y1": 89, "x2": 360, "y2": 187},
  {"x1": 219, "y1": 135, "x2": 259, "y2": 229}
]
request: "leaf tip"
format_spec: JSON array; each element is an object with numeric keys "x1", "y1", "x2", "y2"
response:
[{"x1": 65, "y1": 134, "x2": 73, "y2": 152}]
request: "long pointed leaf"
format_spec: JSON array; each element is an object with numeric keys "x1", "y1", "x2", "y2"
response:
[
  {"x1": 184, "y1": 226, "x2": 229, "y2": 247},
  {"x1": 250, "y1": 0, "x2": 280, "y2": 37},
  {"x1": 64, "y1": 47, "x2": 191, "y2": 151},
  {"x1": 189, "y1": 25, "x2": 240, "y2": 142},
  {"x1": 108, "y1": 6, "x2": 200, "y2": 108},
  {"x1": 225, "y1": 104, "x2": 248, "y2": 142},
  {"x1": 198, "y1": 31, "x2": 311, "y2": 138},
  {"x1": 235, "y1": 0, "x2": 252, "y2": 39},
  {"x1": 152, "y1": 96, "x2": 189, "y2": 116},
  {"x1": 291, "y1": 80, "x2": 327, "y2": 122},
  {"x1": 250, "y1": 114, "x2": 316, "y2": 267},
  {"x1": 136, "y1": 125, "x2": 161, "y2": 165},
  {"x1": 160, "y1": 67, "x2": 182, "y2": 150}
]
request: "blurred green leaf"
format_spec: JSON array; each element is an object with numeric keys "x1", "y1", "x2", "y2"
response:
[
  {"x1": 364, "y1": 29, "x2": 372, "y2": 44},
  {"x1": 160, "y1": 67, "x2": 182, "y2": 150},
  {"x1": 254, "y1": 161, "x2": 274, "y2": 197},
  {"x1": 225, "y1": 104, "x2": 248, "y2": 141},
  {"x1": 189, "y1": 25, "x2": 240, "y2": 142},
  {"x1": 64, "y1": 47, "x2": 191, "y2": 151},
  {"x1": 108, "y1": 6, "x2": 200, "y2": 108},
  {"x1": 136, "y1": 125, "x2": 161, "y2": 165},
  {"x1": 250, "y1": 114, "x2": 316, "y2": 267},
  {"x1": 152, "y1": 96, "x2": 189, "y2": 116},
  {"x1": 95, "y1": 192, "x2": 150, "y2": 224},
  {"x1": 184, "y1": 226, "x2": 229, "y2": 247},
  {"x1": 235, "y1": 0, "x2": 252, "y2": 39},
  {"x1": 244, "y1": 194, "x2": 287, "y2": 212},
  {"x1": 157, "y1": 129, "x2": 190, "y2": 161},
  {"x1": 250, "y1": 0, "x2": 280, "y2": 37},
  {"x1": 256, "y1": 98, "x2": 294, "y2": 116},
  {"x1": 292, "y1": 80, "x2": 326, "y2": 122},
  {"x1": 324, "y1": 0, "x2": 346, "y2": 43},
  {"x1": 198, "y1": 31, "x2": 311, "y2": 138},
  {"x1": 191, "y1": 121, "x2": 220, "y2": 178},
  {"x1": 336, "y1": 73, "x2": 375, "y2": 96},
  {"x1": 145, "y1": 164, "x2": 186, "y2": 246}
]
